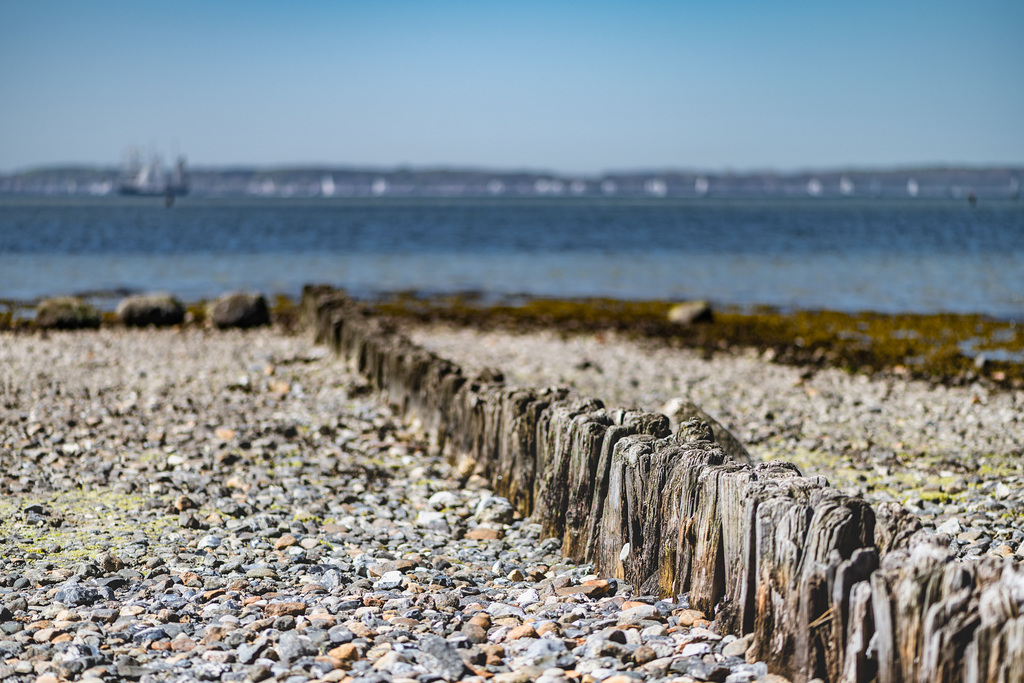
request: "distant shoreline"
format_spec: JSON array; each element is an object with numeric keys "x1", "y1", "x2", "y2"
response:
[{"x1": 3, "y1": 164, "x2": 1021, "y2": 200}]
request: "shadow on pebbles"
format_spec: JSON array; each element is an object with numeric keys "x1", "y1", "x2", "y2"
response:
[{"x1": 0, "y1": 328, "x2": 774, "y2": 683}]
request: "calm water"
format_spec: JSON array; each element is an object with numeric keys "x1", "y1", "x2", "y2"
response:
[{"x1": 1, "y1": 196, "x2": 1022, "y2": 318}]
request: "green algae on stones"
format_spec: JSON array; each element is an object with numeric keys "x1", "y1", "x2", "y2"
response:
[
  {"x1": 0, "y1": 488, "x2": 177, "y2": 567},
  {"x1": 34, "y1": 297, "x2": 101, "y2": 330},
  {"x1": 116, "y1": 292, "x2": 186, "y2": 327}
]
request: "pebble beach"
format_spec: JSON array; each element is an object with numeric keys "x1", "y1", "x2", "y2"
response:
[{"x1": 1, "y1": 321, "x2": 1022, "y2": 683}]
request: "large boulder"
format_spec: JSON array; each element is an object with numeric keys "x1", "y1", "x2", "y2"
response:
[
  {"x1": 116, "y1": 293, "x2": 185, "y2": 327},
  {"x1": 667, "y1": 301, "x2": 713, "y2": 325},
  {"x1": 35, "y1": 297, "x2": 101, "y2": 330},
  {"x1": 208, "y1": 292, "x2": 270, "y2": 329}
]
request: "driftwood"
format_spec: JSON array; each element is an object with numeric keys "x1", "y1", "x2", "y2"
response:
[{"x1": 301, "y1": 286, "x2": 1024, "y2": 683}]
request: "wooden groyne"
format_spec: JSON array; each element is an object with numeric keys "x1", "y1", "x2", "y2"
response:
[{"x1": 301, "y1": 286, "x2": 1024, "y2": 683}]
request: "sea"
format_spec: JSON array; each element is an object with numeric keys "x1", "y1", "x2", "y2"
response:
[{"x1": 1, "y1": 195, "x2": 1022, "y2": 319}]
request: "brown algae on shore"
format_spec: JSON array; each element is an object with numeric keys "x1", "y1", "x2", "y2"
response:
[
  {"x1": 6, "y1": 291, "x2": 1019, "y2": 386},
  {"x1": 373, "y1": 294, "x2": 1024, "y2": 386}
]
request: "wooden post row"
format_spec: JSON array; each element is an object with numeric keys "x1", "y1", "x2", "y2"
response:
[{"x1": 301, "y1": 286, "x2": 1024, "y2": 683}]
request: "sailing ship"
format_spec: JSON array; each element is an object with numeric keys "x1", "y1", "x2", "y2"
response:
[{"x1": 119, "y1": 149, "x2": 189, "y2": 197}]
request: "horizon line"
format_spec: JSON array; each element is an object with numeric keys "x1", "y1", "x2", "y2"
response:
[{"x1": 5, "y1": 161, "x2": 1024, "y2": 177}]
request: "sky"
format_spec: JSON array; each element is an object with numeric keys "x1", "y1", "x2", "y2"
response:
[{"x1": 1, "y1": 1, "x2": 1022, "y2": 174}]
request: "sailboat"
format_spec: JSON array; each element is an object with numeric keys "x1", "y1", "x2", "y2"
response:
[
  {"x1": 645, "y1": 178, "x2": 667, "y2": 197},
  {"x1": 119, "y1": 150, "x2": 189, "y2": 197},
  {"x1": 320, "y1": 174, "x2": 336, "y2": 197}
]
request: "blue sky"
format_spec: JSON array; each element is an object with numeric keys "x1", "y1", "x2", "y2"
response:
[{"x1": 1, "y1": 1, "x2": 1022, "y2": 173}]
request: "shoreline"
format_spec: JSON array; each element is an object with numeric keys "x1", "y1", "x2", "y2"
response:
[{"x1": 4, "y1": 292, "x2": 1023, "y2": 389}]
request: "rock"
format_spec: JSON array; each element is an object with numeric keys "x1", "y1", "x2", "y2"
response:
[
  {"x1": 516, "y1": 589, "x2": 541, "y2": 607},
  {"x1": 461, "y1": 612, "x2": 490, "y2": 643},
  {"x1": 417, "y1": 634, "x2": 468, "y2": 680},
  {"x1": 274, "y1": 534, "x2": 298, "y2": 549},
  {"x1": 35, "y1": 297, "x2": 101, "y2": 330},
  {"x1": 416, "y1": 510, "x2": 446, "y2": 527},
  {"x1": 555, "y1": 581, "x2": 609, "y2": 599},
  {"x1": 428, "y1": 491, "x2": 460, "y2": 509},
  {"x1": 116, "y1": 293, "x2": 185, "y2": 327},
  {"x1": 475, "y1": 496, "x2": 515, "y2": 524},
  {"x1": 506, "y1": 638, "x2": 573, "y2": 670},
  {"x1": 687, "y1": 659, "x2": 733, "y2": 682},
  {"x1": 675, "y1": 608, "x2": 708, "y2": 627},
  {"x1": 246, "y1": 567, "x2": 278, "y2": 579},
  {"x1": 667, "y1": 301, "x2": 713, "y2": 325},
  {"x1": 617, "y1": 604, "x2": 660, "y2": 625},
  {"x1": 466, "y1": 527, "x2": 503, "y2": 541},
  {"x1": 320, "y1": 569, "x2": 345, "y2": 592},
  {"x1": 133, "y1": 626, "x2": 167, "y2": 644},
  {"x1": 486, "y1": 603, "x2": 527, "y2": 620},
  {"x1": 373, "y1": 571, "x2": 404, "y2": 591},
  {"x1": 681, "y1": 642, "x2": 711, "y2": 657},
  {"x1": 633, "y1": 645, "x2": 657, "y2": 664},
  {"x1": 328, "y1": 642, "x2": 360, "y2": 662},
  {"x1": 197, "y1": 535, "x2": 222, "y2": 550},
  {"x1": 237, "y1": 635, "x2": 270, "y2": 664},
  {"x1": 494, "y1": 670, "x2": 542, "y2": 683},
  {"x1": 277, "y1": 631, "x2": 316, "y2": 663},
  {"x1": 53, "y1": 583, "x2": 102, "y2": 607},
  {"x1": 722, "y1": 634, "x2": 753, "y2": 658},
  {"x1": 936, "y1": 517, "x2": 962, "y2": 535},
  {"x1": 508, "y1": 623, "x2": 537, "y2": 640},
  {"x1": 115, "y1": 658, "x2": 154, "y2": 678},
  {"x1": 640, "y1": 623, "x2": 668, "y2": 637},
  {"x1": 208, "y1": 292, "x2": 269, "y2": 329},
  {"x1": 265, "y1": 602, "x2": 306, "y2": 617},
  {"x1": 96, "y1": 552, "x2": 124, "y2": 573},
  {"x1": 327, "y1": 625, "x2": 355, "y2": 644},
  {"x1": 582, "y1": 631, "x2": 631, "y2": 659}
]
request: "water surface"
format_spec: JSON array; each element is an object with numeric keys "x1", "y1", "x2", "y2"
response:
[{"x1": 1, "y1": 196, "x2": 1021, "y2": 317}]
